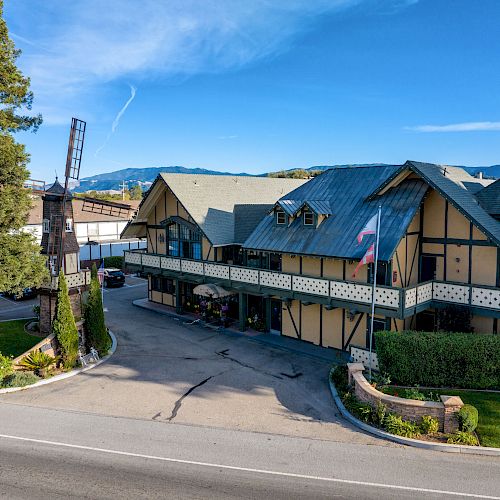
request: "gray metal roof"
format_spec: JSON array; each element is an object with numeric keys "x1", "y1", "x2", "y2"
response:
[
  {"x1": 475, "y1": 179, "x2": 500, "y2": 218},
  {"x1": 303, "y1": 199, "x2": 333, "y2": 216},
  {"x1": 243, "y1": 165, "x2": 428, "y2": 261},
  {"x1": 276, "y1": 199, "x2": 302, "y2": 216},
  {"x1": 158, "y1": 173, "x2": 307, "y2": 246}
]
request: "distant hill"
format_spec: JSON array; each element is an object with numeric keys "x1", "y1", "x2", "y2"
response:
[
  {"x1": 72, "y1": 166, "x2": 251, "y2": 192},
  {"x1": 71, "y1": 163, "x2": 499, "y2": 192}
]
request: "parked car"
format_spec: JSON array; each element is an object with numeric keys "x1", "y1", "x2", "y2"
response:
[
  {"x1": 3, "y1": 287, "x2": 38, "y2": 300},
  {"x1": 103, "y1": 268, "x2": 125, "y2": 288}
]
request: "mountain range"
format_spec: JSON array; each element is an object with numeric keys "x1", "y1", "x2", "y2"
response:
[{"x1": 71, "y1": 163, "x2": 500, "y2": 193}]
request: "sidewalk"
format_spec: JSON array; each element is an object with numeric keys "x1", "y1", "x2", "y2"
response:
[{"x1": 133, "y1": 298, "x2": 345, "y2": 364}]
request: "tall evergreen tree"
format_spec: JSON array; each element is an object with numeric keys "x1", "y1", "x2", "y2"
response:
[
  {"x1": 85, "y1": 264, "x2": 111, "y2": 354},
  {"x1": 52, "y1": 271, "x2": 79, "y2": 368},
  {"x1": 0, "y1": 1, "x2": 46, "y2": 295}
]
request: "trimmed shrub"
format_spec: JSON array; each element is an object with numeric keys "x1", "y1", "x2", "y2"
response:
[
  {"x1": 52, "y1": 271, "x2": 79, "y2": 369},
  {"x1": 420, "y1": 415, "x2": 439, "y2": 435},
  {"x1": 404, "y1": 386, "x2": 426, "y2": 401},
  {"x1": 375, "y1": 330, "x2": 500, "y2": 389},
  {"x1": 384, "y1": 414, "x2": 420, "y2": 438},
  {"x1": 85, "y1": 264, "x2": 111, "y2": 355},
  {"x1": 457, "y1": 405, "x2": 479, "y2": 433},
  {"x1": 0, "y1": 352, "x2": 13, "y2": 380},
  {"x1": 103, "y1": 256, "x2": 123, "y2": 269},
  {"x1": 0, "y1": 371, "x2": 40, "y2": 388},
  {"x1": 447, "y1": 431, "x2": 479, "y2": 446}
]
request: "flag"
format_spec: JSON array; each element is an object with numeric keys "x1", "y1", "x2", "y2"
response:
[
  {"x1": 356, "y1": 213, "x2": 377, "y2": 244},
  {"x1": 97, "y1": 260, "x2": 105, "y2": 285},
  {"x1": 352, "y1": 243, "x2": 374, "y2": 278}
]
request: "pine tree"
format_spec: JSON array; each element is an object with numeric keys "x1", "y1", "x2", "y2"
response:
[
  {"x1": 0, "y1": 2, "x2": 46, "y2": 295},
  {"x1": 52, "y1": 271, "x2": 79, "y2": 368},
  {"x1": 85, "y1": 264, "x2": 111, "y2": 354}
]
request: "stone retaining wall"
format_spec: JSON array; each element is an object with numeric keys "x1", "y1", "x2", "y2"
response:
[{"x1": 347, "y1": 363, "x2": 463, "y2": 433}]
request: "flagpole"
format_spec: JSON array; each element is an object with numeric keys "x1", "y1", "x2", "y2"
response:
[
  {"x1": 101, "y1": 258, "x2": 104, "y2": 306},
  {"x1": 368, "y1": 205, "x2": 381, "y2": 382}
]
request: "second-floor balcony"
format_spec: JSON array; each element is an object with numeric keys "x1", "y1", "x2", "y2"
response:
[{"x1": 124, "y1": 250, "x2": 500, "y2": 319}]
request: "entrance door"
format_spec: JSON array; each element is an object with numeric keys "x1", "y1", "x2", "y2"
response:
[
  {"x1": 270, "y1": 299, "x2": 282, "y2": 335},
  {"x1": 420, "y1": 255, "x2": 437, "y2": 282}
]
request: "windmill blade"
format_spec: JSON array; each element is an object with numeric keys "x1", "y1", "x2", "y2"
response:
[
  {"x1": 81, "y1": 197, "x2": 133, "y2": 218},
  {"x1": 65, "y1": 118, "x2": 86, "y2": 181}
]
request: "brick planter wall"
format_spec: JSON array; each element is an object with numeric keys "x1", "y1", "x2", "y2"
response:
[{"x1": 347, "y1": 363, "x2": 463, "y2": 433}]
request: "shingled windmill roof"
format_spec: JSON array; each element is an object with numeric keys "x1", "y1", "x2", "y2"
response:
[{"x1": 475, "y1": 179, "x2": 500, "y2": 219}]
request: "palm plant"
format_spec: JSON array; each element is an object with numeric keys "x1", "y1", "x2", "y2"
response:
[{"x1": 19, "y1": 350, "x2": 58, "y2": 378}]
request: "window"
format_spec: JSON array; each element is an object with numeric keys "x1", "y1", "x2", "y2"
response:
[
  {"x1": 167, "y1": 221, "x2": 202, "y2": 259},
  {"x1": 151, "y1": 276, "x2": 176, "y2": 294},
  {"x1": 43, "y1": 219, "x2": 50, "y2": 233},
  {"x1": 65, "y1": 218, "x2": 73, "y2": 232},
  {"x1": 276, "y1": 210, "x2": 286, "y2": 225},
  {"x1": 303, "y1": 211, "x2": 314, "y2": 226}
]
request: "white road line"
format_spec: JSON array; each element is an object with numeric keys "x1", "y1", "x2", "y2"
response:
[{"x1": 0, "y1": 433, "x2": 497, "y2": 499}]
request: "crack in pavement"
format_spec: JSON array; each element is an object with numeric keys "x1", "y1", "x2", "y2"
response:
[{"x1": 215, "y1": 350, "x2": 283, "y2": 380}]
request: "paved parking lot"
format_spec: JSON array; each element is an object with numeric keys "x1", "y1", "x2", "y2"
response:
[
  {"x1": 0, "y1": 295, "x2": 38, "y2": 322},
  {"x1": 2, "y1": 278, "x2": 388, "y2": 446}
]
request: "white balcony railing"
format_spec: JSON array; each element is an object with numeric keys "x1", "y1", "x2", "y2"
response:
[
  {"x1": 125, "y1": 250, "x2": 500, "y2": 314},
  {"x1": 50, "y1": 269, "x2": 91, "y2": 290}
]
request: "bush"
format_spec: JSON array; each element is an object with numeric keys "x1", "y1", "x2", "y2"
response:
[
  {"x1": 375, "y1": 330, "x2": 500, "y2": 389},
  {"x1": 0, "y1": 352, "x2": 13, "y2": 380},
  {"x1": 384, "y1": 414, "x2": 420, "y2": 438},
  {"x1": 420, "y1": 415, "x2": 439, "y2": 435},
  {"x1": 19, "y1": 350, "x2": 57, "y2": 378},
  {"x1": 342, "y1": 392, "x2": 373, "y2": 423},
  {"x1": 85, "y1": 264, "x2": 112, "y2": 355},
  {"x1": 52, "y1": 271, "x2": 79, "y2": 369},
  {"x1": 103, "y1": 256, "x2": 123, "y2": 269},
  {"x1": 457, "y1": 404, "x2": 479, "y2": 433},
  {"x1": 447, "y1": 431, "x2": 479, "y2": 446},
  {"x1": 404, "y1": 386, "x2": 426, "y2": 401},
  {"x1": 372, "y1": 401, "x2": 387, "y2": 427},
  {"x1": 0, "y1": 371, "x2": 40, "y2": 388},
  {"x1": 330, "y1": 365, "x2": 349, "y2": 395}
]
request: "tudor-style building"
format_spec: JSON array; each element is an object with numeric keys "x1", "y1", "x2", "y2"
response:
[{"x1": 122, "y1": 162, "x2": 500, "y2": 352}]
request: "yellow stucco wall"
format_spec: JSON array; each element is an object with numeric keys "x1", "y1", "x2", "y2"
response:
[
  {"x1": 322, "y1": 308, "x2": 343, "y2": 349},
  {"x1": 301, "y1": 304, "x2": 321, "y2": 344}
]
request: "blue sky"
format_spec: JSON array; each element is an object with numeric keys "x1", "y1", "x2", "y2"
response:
[{"x1": 5, "y1": 0, "x2": 500, "y2": 180}]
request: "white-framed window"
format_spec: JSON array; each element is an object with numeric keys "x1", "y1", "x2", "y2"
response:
[
  {"x1": 276, "y1": 210, "x2": 286, "y2": 225},
  {"x1": 49, "y1": 255, "x2": 58, "y2": 276},
  {"x1": 42, "y1": 219, "x2": 50, "y2": 233},
  {"x1": 65, "y1": 218, "x2": 73, "y2": 232},
  {"x1": 303, "y1": 211, "x2": 314, "y2": 226}
]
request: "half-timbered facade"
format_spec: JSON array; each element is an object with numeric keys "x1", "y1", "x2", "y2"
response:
[{"x1": 122, "y1": 162, "x2": 500, "y2": 353}]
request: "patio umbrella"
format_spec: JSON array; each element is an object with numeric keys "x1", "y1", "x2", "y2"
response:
[{"x1": 193, "y1": 283, "x2": 234, "y2": 299}]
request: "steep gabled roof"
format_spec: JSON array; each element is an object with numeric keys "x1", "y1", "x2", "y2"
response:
[
  {"x1": 244, "y1": 165, "x2": 428, "y2": 261},
  {"x1": 369, "y1": 161, "x2": 500, "y2": 246},
  {"x1": 122, "y1": 173, "x2": 306, "y2": 245}
]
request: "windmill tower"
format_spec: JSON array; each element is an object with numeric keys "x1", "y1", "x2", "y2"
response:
[{"x1": 27, "y1": 118, "x2": 133, "y2": 340}]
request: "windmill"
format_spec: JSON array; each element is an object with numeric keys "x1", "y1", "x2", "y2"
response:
[{"x1": 26, "y1": 118, "x2": 134, "y2": 335}]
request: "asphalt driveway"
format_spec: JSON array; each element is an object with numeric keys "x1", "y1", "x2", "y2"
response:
[{"x1": 2, "y1": 280, "x2": 386, "y2": 446}]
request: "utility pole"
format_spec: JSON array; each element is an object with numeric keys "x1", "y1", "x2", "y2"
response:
[{"x1": 121, "y1": 180, "x2": 127, "y2": 201}]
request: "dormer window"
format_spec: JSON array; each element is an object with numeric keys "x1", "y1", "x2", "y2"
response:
[
  {"x1": 65, "y1": 218, "x2": 73, "y2": 232},
  {"x1": 43, "y1": 219, "x2": 50, "y2": 233},
  {"x1": 276, "y1": 210, "x2": 286, "y2": 225},
  {"x1": 303, "y1": 211, "x2": 314, "y2": 226}
]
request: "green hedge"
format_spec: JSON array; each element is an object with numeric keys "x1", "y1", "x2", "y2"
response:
[
  {"x1": 103, "y1": 256, "x2": 123, "y2": 269},
  {"x1": 375, "y1": 330, "x2": 500, "y2": 390}
]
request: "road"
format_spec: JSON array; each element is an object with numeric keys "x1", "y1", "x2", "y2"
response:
[{"x1": 1, "y1": 280, "x2": 499, "y2": 499}]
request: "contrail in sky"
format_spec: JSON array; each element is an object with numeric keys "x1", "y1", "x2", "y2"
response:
[{"x1": 95, "y1": 84, "x2": 137, "y2": 156}]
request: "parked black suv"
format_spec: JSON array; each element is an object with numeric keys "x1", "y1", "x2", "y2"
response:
[{"x1": 103, "y1": 268, "x2": 125, "y2": 288}]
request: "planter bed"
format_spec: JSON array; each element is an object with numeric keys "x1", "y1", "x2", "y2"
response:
[{"x1": 0, "y1": 319, "x2": 40, "y2": 358}]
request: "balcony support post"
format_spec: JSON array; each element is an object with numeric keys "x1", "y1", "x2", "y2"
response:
[
  {"x1": 175, "y1": 278, "x2": 183, "y2": 314},
  {"x1": 238, "y1": 292, "x2": 247, "y2": 332}
]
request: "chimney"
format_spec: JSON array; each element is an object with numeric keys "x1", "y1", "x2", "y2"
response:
[{"x1": 477, "y1": 171, "x2": 483, "y2": 180}]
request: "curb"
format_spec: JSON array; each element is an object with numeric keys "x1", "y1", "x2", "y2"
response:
[
  {"x1": 328, "y1": 369, "x2": 500, "y2": 456},
  {"x1": 0, "y1": 330, "x2": 117, "y2": 395}
]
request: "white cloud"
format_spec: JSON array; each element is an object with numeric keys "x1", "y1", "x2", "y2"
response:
[
  {"x1": 406, "y1": 121, "x2": 500, "y2": 132},
  {"x1": 6, "y1": 0, "x2": 416, "y2": 125},
  {"x1": 96, "y1": 85, "x2": 137, "y2": 155}
]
